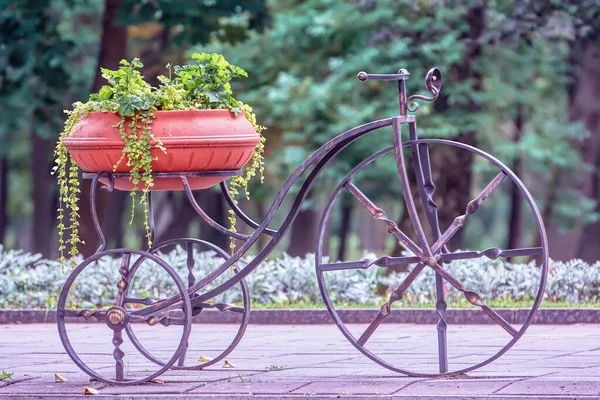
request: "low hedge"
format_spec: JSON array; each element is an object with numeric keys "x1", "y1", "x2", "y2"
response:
[{"x1": 0, "y1": 245, "x2": 598, "y2": 309}]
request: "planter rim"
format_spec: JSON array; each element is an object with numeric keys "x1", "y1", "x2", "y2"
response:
[
  {"x1": 64, "y1": 108, "x2": 260, "y2": 149},
  {"x1": 64, "y1": 136, "x2": 260, "y2": 149},
  {"x1": 80, "y1": 109, "x2": 240, "y2": 116}
]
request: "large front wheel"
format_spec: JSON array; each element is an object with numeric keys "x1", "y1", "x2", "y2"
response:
[{"x1": 316, "y1": 139, "x2": 548, "y2": 377}]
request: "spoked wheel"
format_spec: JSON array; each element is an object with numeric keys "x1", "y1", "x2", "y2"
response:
[
  {"x1": 57, "y1": 249, "x2": 192, "y2": 385},
  {"x1": 125, "y1": 238, "x2": 250, "y2": 370},
  {"x1": 316, "y1": 138, "x2": 548, "y2": 376}
]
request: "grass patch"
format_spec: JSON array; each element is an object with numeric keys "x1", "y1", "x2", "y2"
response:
[{"x1": 248, "y1": 299, "x2": 600, "y2": 309}]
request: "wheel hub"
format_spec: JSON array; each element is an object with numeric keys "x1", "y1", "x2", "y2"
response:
[{"x1": 106, "y1": 306, "x2": 128, "y2": 331}]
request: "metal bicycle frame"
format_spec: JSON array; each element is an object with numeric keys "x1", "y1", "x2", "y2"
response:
[{"x1": 68, "y1": 66, "x2": 548, "y2": 380}]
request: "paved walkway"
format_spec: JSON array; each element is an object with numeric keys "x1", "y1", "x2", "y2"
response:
[{"x1": 1, "y1": 323, "x2": 600, "y2": 399}]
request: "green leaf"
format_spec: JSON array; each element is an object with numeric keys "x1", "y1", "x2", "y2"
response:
[
  {"x1": 116, "y1": 94, "x2": 144, "y2": 116},
  {"x1": 97, "y1": 86, "x2": 113, "y2": 101}
]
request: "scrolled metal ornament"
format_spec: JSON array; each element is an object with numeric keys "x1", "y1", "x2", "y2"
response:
[{"x1": 407, "y1": 67, "x2": 442, "y2": 112}]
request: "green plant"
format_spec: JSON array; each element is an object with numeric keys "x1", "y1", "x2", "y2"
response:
[
  {"x1": 53, "y1": 53, "x2": 265, "y2": 266},
  {"x1": 0, "y1": 371, "x2": 13, "y2": 381}
]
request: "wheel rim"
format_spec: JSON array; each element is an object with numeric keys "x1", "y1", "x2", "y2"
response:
[
  {"x1": 57, "y1": 249, "x2": 192, "y2": 385},
  {"x1": 316, "y1": 139, "x2": 548, "y2": 377}
]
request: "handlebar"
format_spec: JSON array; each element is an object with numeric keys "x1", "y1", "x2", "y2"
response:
[
  {"x1": 357, "y1": 69, "x2": 410, "y2": 82},
  {"x1": 357, "y1": 67, "x2": 442, "y2": 114}
]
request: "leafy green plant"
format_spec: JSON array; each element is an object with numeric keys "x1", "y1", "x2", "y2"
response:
[
  {"x1": 53, "y1": 53, "x2": 265, "y2": 266},
  {"x1": 0, "y1": 371, "x2": 13, "y2": 381}
]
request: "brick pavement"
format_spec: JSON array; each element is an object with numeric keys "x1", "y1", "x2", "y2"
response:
[{"x1": 1, "y1": 323, "x2": 599, "y2": 399}]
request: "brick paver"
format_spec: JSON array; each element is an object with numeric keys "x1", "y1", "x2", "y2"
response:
[{"x1": 0, "y1": 323, "x2": 599, "y2": 399}]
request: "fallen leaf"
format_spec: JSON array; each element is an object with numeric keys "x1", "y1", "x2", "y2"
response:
[
  {"x1": 198, "y1": 356, "x2": 214, "y2": 362},
  {"x1": 222, "y1": 360, "x2": 236, "y2": 368},
  {"x1": 150, "y1": 378, "x2": 164, "y2": 384},
  {"x1": 55, "y1": 374, "x2": 68, "y2": 383},
  {"x1": 83, "y1": 386, "x2": 100, "y2": 395}
]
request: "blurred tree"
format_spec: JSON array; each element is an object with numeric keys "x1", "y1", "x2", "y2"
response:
[
  {"x1": 207, "y1": 0, "x2": 503, "y2": 256},
  {"x1": 77, "y1": 0, "x2": 128, "y2": 257},
  {"x1": 92, "y1": 0, "x2": 271, "y2": 254},
  {"x1": 1, "y1": 0, "x2": 598, "y2": 265},
  {"x1": 207, "y1": 0, "x2": 596, "y2": 260},
  {"x1": 493, "y1": 0, "x2": 600, "y2": 261},
  {"x1": 0, "y1": 0, "x2": 77, "y2": 255},
  {"x1": 0, "y1": 0, "x2": 268, "y2": 257}
]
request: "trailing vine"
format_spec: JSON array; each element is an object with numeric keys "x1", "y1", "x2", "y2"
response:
[
  {"x1": 227, "y1": 104, "x2": 266, "y2": 252},
  {"x1": 53, "y1": 53, "x2": 265, "y2": 266}
]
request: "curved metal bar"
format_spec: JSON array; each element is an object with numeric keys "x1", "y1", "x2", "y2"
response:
[
  {"x1": 181, "y1": 177, "x2": 250, "y2": 241},
  {"x1": 391, "y1": 118, "x2": 433, "y2": 257},
  {"x1": 188, "y1": 118, "x2": 400, "y2": 301},
  {"x1": 219, "y1": 182, "x2": 277, "y2": 236},
  {"x1": 133, "y1": 118, "x2": 398, "y2": 317},
  {"x1": 91, "y1": 172, "x2": 113, "y2": 254}
]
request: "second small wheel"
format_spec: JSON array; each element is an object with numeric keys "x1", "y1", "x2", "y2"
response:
[
  {"x1": 125, "y1": 238, "x2": 250, "y2": 370},
  {"x1": 57, "y1": 249, "x2": 192, "y2": 384}
]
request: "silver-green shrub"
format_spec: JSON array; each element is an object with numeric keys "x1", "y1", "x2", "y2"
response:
[{"x1": 1, "y1": 244, "x2": 599, "y2": 308}]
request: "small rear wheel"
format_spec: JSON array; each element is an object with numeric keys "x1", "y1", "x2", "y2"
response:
[
  {"x1": 57, "y1": 249, "x2": 192, "y2": 385},
  {"x1": 125, "y1": 238, "x2": 250, "y2": 370}
]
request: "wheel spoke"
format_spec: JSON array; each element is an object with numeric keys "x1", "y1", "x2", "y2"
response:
[
  {"x1": 62, "y1": 309, "x2": 107, "y2": 321},
  {"x1": 115, "y1": 252, "x2": 131, "y2": 306},
  {"x1": 125, "y1": 297, "x2": 157, "y2": 306},
  {"x1": 113, "y1": 330, "x2": 124, "y2": 381},
  {"x1": 428, "y1": 262, "x2": 517, "y2": 337},
  {"x1": 357, "y1": 261, "x2": 426, "y2": 346},
  {"x1": 439, "y1": 247, "x2": 543, "y2": 262},
  {"x1": 320, "y1": 255, "x2": 420, "y2": 272},
  {"x1": 344, "y1": 182, "x2": 421, "y2": 256},
  {"x1": 357, "y1": 303, "x2": 391, "y2": 346},
  {"x1": 193, "y1": 301, "x2": 245, "y2": 314},
  {"x1": 433, "y1": 172, "x2": 507, "y2": 252},
  {"x1": 186, "y1": 242, "x2": 195, "y2": 287},
  {"x1": 129, "y1": 312, "x2": 186, "y2": 326}
]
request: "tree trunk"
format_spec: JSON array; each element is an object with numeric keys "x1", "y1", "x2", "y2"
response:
[
  {"x1": 575, "y1": 41, "x2": 600, "y2": 262},
  {"x1": 336, "y1": 202, "x2": 352, "y2": 261},
  {"x1": 434, "y1": 6, "x2": 484, "y2": 250},
  {"x1": 256, "y1": 201, "x2": 268, "y2": 251},
  {"x1": 198, "y1": 190, "x2": 228, "y2": 250},
  {"x1": 0, "y1": 156, "x2": 7, "y2": 244},
  {"x1": 390, "y1": 6, "x2": 484, "y2": 255},
  {"x1": 287, "y1": 205, "x2": 320, "y2": 257},
  {"x1": 507, "y1": 109, "x2": 524, "y2": 250},
  {"x1": 155, "y1": 194, "x2": 196, "y2": 243},
  {"x1": 547, "y1": 41, "x2": 600, "y2": 261},
  {"x1": 78, "y1": 0, "x2": 127, "y2": 257},
  {"x1": 357, "y1": 205, "x2": 387, "y2": 252},
  {"x1": 31, "y1": 126, "x2": 55, "y2": 257}
]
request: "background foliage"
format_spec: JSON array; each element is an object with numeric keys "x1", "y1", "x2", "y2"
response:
[
  {"x1": 0, "y1": 0, "x2": 599, "y2": 267},
  {"x1": 2, "y1": 245, "x2": 599, "y2": 309}
]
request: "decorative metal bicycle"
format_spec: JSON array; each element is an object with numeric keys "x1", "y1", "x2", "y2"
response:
[{"x1": 57, "y1": 67, "x2": 548, "y2": 384}]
